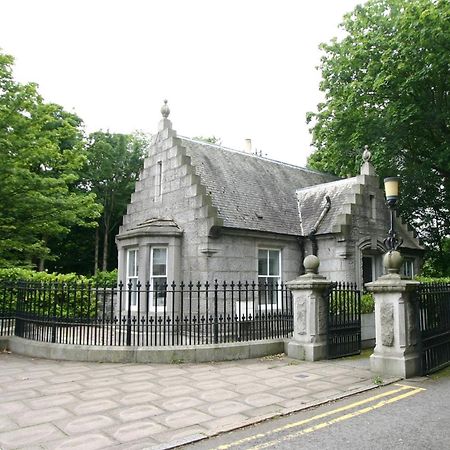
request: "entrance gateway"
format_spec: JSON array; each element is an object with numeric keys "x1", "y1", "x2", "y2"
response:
[{"x1": 325, "y1": 282, "x2": 361, "y2": 359}]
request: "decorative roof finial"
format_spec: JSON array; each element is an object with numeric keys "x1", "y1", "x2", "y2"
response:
[
  {"x1": 161, "y1": 99, "x2": 170, "y2": 118},
  {"x1": 362, "y1": 145, "x2": 372, "y2": 162}
]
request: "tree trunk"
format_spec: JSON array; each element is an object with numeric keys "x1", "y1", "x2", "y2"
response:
[
  {"x1": 102, "y1": 221, "x2": 109, "y2": 272},
  {"x1": 94, "y1": 227, "x2": 99, "y2": 274},
  {"x1": 37, "y1": 235, "x2": 48, "y2": 272}
]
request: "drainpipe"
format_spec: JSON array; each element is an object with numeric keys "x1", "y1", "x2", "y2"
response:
[
  {"x1": 308, "y1": 195, "x2": 331, "y2": 257},
  {"x1": 296, "y1": 236, "x2": 305, "y2": 275}
]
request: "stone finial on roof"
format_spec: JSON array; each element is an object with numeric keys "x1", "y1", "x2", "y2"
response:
[
  {"x1": 158, "y1": 99, "x2": 172, "y2": 131},
  {"x1": 361, "y1": 145, "x2": 376, "y2": 176},
  {"x1": 161, "y1": 99, "x2": 170, "y2": 118}
]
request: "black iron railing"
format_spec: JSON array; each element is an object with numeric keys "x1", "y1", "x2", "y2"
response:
[
  {"x1": 326, "y1": 281, "x2": 361, "y2": 359},
  {"x1": 0, "y1": 280, "x2": 293, "y2": 346},
  {"x1": 417, "y1": 282, "x2": 450, "y2": 375}
]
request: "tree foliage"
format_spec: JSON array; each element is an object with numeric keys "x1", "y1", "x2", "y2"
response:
[
  {"x1": 48, "y1": 131, "x2": 147, "y2": 274},
  {"x1": 307, "y1": 0, "x2": 450, "y2": 273},
  {"x1": 0, "y1": 51, "x2": 101, "y2": 268}
]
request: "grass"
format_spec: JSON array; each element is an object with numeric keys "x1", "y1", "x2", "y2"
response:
[
  {"x1": 429, "y1": 365, "x2": 450, "y2": 380},
  {"x1": 341, "y1": 348, "x2": 373, "y2": 360}
]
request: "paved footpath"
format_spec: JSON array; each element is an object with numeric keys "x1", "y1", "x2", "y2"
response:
[{"x1": 0, "y1": 351, "x2": 394, "y2": 450}]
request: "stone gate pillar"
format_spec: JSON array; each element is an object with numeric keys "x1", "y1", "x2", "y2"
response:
[
  {"x1": 366, "y1": 251, "x2": 421, "y2": 378},
  {"x1": 286, "y1": 255, "x2": 332, "y2": 361}
]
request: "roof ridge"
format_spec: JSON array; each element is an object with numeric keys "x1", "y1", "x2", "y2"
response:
[{"x1": 178, "y1": 135, "x2": 328, "y2": 175}]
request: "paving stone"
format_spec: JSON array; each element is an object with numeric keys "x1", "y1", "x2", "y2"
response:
[
  {"x1": 252, "y1": 368, "x2": 292, "y2": 379},
  {"x1": 234, "y1": 383, "x2": 269, "y2": 395},
  {"x1": 118, "y1": 381, "x2": 158, "y2": 393},
  {"x1": 189, "y1": 371, "x2": 223, "y2": 381},
  {"x1": 278, "y1": 397, "x2": 316, "y2": 410},
  {"x1": 153, "y1": 368, "x2": 189, "y2": 377},
  {"x1": 203, "y1": 400, "x2": 251, "y2": 418},
  {"x1": 40, "y1": 382, "x2": 84, "y2": 395},
  {"x1": 54, "y1": 364, "x2": 92, "y2": 374},
  {"x1": 45, "y1": 432, "x2": 116, "y2": 450},
  {"x1": 0, "y1": 400, "x2": 27, "y2": 416},
  {"x1": 0, "y1": 389, "x2": 39, "y2": 402},
  {"x1": 159, "y1": 385, "x2": 197, "y2": 397},
  {"x1": 87, "y1": 368, "x2": 124, "y2": 378},
  {"x1": 160, "y1": 396, "x2": 204, "y2": 412},
  {"x1": 218, "y1": 367, "x2": 250, "y2": 376},
  {"x1": 112, "y1": 420, "x2": 167, "y2": 443},
  {"x1": 202, "y1": 413, "x2": 250, "y2": 433},
  {"x1": 243, "y1": 392, "x2": 285, "y2": 408},
  {"x1": 289, "y1": 372, "x2": 323, "y2": 382},
  {"x1": 2, "y1": 378, "x2": 47, "y2": 391},
  {"x1": 72, "y1": 399, "x2": 120, "y2": 415},
  {"x1": 76, "y1": 387, "x2": 121, "y2": 401},
  {"x1": 157, "y1": 376, "x2": 192, "y2": 387},
  {"x1": 244, "y1": 404, "x2": 285, "y2": 418},
  {"x1": 155, "y1": 409, "x2": 213, "y2": 429},
  {"x1": 276, "y1": 386, "x2": 312, "y2": 399},
  {"x1": 56, "y1": 414, "x2": 116, "y2": 435},
  {"x1": 263, "y1": 377, "x2": 299, "y2": 388},
  {"x1": 0, "y1": 423, "x2": 65, "y2": 448},
  {"x1": 118, "y1": 372, "x2": 156, "y2": 383},
  {"x1": 80, "y1": 377, "x2": 120, "y2": 388},
  {"x1": 199, "y1": 388, "x2": 239, "y2": 402},
  {"x1": 118, "y1": 391, "x2": 160, "y2": 406},
  {"x1": 0, "y1": 416, "x2": 17, "y2": 433},
  {"x1": 151, "y1": 425, "x2": 208, "y2": 445},
  {"x1": 116, "y1": 405, "x2": 163, "y2": 422},
  {"x1": 226, "y1": 374, "x2": 259, "y2": 384},
  {"x1": 16, "y1": 406, "x2": 72, "y2": 427},
  {"x1": 25, "y1": 394, "x2": 76, "y2": 409},
  {"x1": 330, "y1": 375, "x2": 367, "y2": 385},
  {"x1": 50, "y1": 373, "x2": 87, "y2": 384},
  {"x1": 194, "y1": 379, "x2": 232, "y2": 390},
  {"x1": 306, "y1": 380, "x2": 338, "y2": 392},
  {"x1": 311, "y1": 389, "x2": 344, "y2": 400}
]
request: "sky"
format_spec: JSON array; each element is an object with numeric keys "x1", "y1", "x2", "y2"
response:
[{"x1": 1, "y1": 0, "x2": 364, "y2": 167}]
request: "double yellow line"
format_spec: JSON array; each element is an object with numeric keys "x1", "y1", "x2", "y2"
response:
[{"x1": 213, "y1": 384, "x2": 425, "y2": 450}]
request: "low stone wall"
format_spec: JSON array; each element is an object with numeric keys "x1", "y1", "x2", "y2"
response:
[
  {"x1": 4, "y1": 336, "x2": 285, "y2": 364},
  {"x1": 361, "y1": 313, "x2": 375, "y2": 349}
]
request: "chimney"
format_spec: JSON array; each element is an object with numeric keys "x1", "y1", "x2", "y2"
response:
[{"x1": 244, "y1": 138, "x2": 252, "y2": 153}]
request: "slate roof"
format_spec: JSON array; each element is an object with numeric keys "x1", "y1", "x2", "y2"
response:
[
  {"x1": 296, "y1": 178, "x2": 356, "y2": 235},
  {"x1": 179, "y1": 137, "x2": 337, "y2": 236}
]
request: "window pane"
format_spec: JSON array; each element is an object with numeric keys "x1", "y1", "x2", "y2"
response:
[
  {"x1": 268, "y1": 250, "x2": 280, "y2": 276},
  {"x1": 154, "y1": 277, "x2": 167, "y2": 307},
  {"x1": 128, "y1": 250, "x2": 138, "y2": 277},
  {"x1": 152, "y1": 248, "x2": 167, "y2": 276},
  {"x1": 258, "y1": 250, "x2": 268, "y2": 276},
  {"x1": 129, "y1": 278, "x2": 138, "y2": 306}
]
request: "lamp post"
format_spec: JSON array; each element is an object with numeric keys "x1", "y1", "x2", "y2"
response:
[{"x1": 383, "y1": 177, "x2": 403, "y2": 252}]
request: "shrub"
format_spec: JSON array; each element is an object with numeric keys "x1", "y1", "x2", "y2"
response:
[{"x1": 361, "y1": 292, "x2": 375, "y2": 314}]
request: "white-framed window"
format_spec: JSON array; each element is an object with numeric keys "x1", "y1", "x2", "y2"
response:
[
  {"x1": 126, "y1": 248, "x2": 139, "y2": 309},
  {"x1": 258, "y1": 249, "x2": 281, "y2": 306},
  {"x1": 150, "y1": 247, "x2": 168, "y2": 309},
  {"x1": 402, "y1": 258, "x2": 414, "y2": 278}
]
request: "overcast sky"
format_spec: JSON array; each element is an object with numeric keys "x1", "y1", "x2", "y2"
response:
[{"x1": 1, "y1": 0, "x2": 363, "y2": 167}]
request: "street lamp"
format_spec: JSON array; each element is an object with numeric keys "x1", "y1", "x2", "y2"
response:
[{"x1": 383, "y1": 177, "x2": 403, "y2": 251}]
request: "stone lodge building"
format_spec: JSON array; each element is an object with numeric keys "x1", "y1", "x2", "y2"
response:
[{"x1": 116, "y1": 102, "x2": 423, "y2": 303}]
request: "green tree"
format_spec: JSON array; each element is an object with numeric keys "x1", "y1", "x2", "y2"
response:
[
  {"x1": 307, "y1": 0, "x2": 450, "y2": 273},
  {"x1": 0, "y1": 51, "x2": 101, "y2": 269},
  {"x1": 79, "y1": 131, "x2": 146, "y2": 273}
]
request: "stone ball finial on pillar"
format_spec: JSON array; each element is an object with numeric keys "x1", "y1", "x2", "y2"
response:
[
  {"x1": 161, "y1": 99, "x2": 170, "y2": 118},
  {"x1": 383, "y1": 250, "x2": 403, "y2": 275},
  {"x1": 362, "y1": 145, "x2": 372, "y2": 162},
  {"x1": 304, "y1": 255, "x2": 320, "y2": 274}
]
